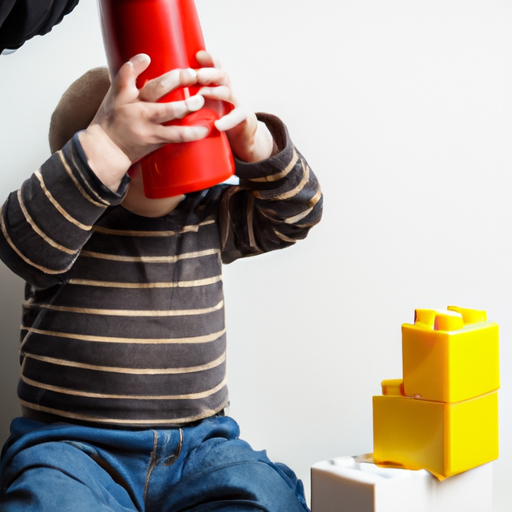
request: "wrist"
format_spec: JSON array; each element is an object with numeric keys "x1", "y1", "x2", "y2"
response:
[{"x1": 78, "y1": 125, "x2": 132, "y2": 192}]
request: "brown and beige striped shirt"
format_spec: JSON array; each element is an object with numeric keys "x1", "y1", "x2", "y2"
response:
[{"x1": 0, "y1": 114, "x2": 323, "y2": 427}]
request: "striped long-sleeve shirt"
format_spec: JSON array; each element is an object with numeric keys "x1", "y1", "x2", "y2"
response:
[{"x1": 0, "y1": 114, "x2": 323, "y2": 427}]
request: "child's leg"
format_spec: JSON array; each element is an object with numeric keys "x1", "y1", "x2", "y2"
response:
[
  {"x1": 150, "y1": 415, "x2": 310, "y2": 512},
  {"x1": 0, "y1": 446, "x2": 137, "y2": 511},
  {"x1": 0, "y1": 418, "x2": 141, "y2": 512}
]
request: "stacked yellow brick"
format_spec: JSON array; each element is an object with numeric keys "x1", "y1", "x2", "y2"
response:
[{"x1": 373, "y1": 306, "x2": 500, "y2": 480}]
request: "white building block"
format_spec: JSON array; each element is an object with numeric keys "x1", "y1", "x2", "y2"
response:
[{"x1": 311, "y1": 456, "x2": 493, "y2": 512}]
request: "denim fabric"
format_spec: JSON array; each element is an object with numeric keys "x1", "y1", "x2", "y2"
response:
[{"x1": 0, "y1": 416, "x2": 309, "y2": 512}]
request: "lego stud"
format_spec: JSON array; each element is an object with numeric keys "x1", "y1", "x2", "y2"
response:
[
  {"x1": 448, "y1": 306, "x2": 487, "y2": 324},
  {"x1": 434, "y1": 312, "x2": 464, "y2": 331},
  {"x1": 414, "y1": 309, "x2": 437, "y2": 328},
  {"x1": 381, "y1": 379, "x2": 405, "y2": 396}
]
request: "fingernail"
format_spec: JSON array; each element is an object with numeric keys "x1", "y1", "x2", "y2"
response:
[
  {"x1": 187, "y1": 94, "x2": 205, "y2": 111},
  {"x1": 196, "y1": 126, "x2": 209, "y2": 137},
  {"x1": 134, "y1": 53, "x2": 150, "y2": 63}
]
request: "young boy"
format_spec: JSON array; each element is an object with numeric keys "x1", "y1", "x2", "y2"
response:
[{"x1": 0, "y1": 51, "x2": 322, "y2": 511}]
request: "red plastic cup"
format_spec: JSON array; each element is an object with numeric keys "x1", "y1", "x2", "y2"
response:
[{"x1": 99, "y1": 0, "x2": 235, "y2": 198}]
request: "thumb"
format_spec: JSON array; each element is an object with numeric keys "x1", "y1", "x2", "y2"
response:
[{"x1": 113, "y1": 54, "x2": 151, "y2": 104}]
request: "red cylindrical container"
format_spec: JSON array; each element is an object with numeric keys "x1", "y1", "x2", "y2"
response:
[{"x1": 99, "y1": 0, "x2": 235, "y2": 198}]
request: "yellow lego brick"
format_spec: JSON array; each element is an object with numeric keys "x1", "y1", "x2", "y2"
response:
[
  {"x1": 372, "y1": 390, "x2": 499, "y2": 480},
  {"x1": 402, "y1": 307, "x2": 500, "y2": 402}
]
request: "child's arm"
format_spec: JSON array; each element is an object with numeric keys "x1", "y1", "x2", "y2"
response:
[
  {"x1": 218, "y1": 113, "x2": 323, "y2": 264},
  {"x1": 0, "y1": 135, "x2": 125, "y2": 289},
  {"x1": 0, "y1": 54, "x2": 212, "y2": 287},
  {"x1": 193, "y1": 53, "x2": 323, "y2": 262}
]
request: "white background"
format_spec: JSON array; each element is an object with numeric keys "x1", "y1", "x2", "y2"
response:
[{"x1": 0, "y1": 1, "x2": 511, "y2": 510}]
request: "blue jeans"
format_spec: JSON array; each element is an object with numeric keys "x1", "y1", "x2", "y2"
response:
[{"x1": 0, "y1": 416, "x2": 309, "y2": 511}]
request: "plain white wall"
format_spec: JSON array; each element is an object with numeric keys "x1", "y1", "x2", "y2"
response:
[{"x1": 0, "y1": 1, "x2": 511, "y2": 510}]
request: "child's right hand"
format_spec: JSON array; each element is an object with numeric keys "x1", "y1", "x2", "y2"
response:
[{"x1": 78, "y1": 54, "x2": 209, "y2": 192}]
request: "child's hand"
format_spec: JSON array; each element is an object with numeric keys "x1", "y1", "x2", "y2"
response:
[
  {"x1": 79, "y1": 54, "x2": 209, "y2": 191},
  {"x1": 196, "y1": 51, "x2": 274, "y2": 163}
]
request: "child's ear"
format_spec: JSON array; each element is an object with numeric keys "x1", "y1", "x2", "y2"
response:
[{"x1": 49, "y1": 67, "x2": 111, "y2": 154}]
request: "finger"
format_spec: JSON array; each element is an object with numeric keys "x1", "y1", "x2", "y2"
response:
[
  {"x1": 154, "y1": 123, "x2": 210, "y2": 144},
  {"x1": 196, "y1": 50, "x2": 223, "y2": 70},
  {"x1": 196, "y1": 67, "x2": 229, "y2": 86},
  {"x1": 198, "y1": 85, "x2": 234, "y2": 104},
  {"x1": 215, "y1": 105, "x2": 251, "y2": 132},
  {"x1": 196, "y1": 50, "x2": 216, "y2": 68},
  {"x1": 149, "y1": 94, "x2": 205, "y2": 124},
  {"x1": 139, "y1": 68, "x2": 197, "y2": 102},
  {"x1": 114, "y1": 54, "x2": 151, "y2": 104}
]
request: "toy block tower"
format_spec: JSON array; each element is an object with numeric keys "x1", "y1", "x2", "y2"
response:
[{"x1": 373, "y1": 306, "x2": 500, "y2": 480}]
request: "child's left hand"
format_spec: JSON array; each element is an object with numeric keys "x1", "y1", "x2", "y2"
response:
[{"x1": 195, "y1": 51, "x2": 274, "y2": 163}]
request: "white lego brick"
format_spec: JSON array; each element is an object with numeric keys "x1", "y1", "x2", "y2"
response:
[{"x1": 311, "y1": 456, "x2": 493, "y2": 512}]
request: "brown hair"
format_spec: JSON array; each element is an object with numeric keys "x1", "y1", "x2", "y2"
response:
[{"x1": 49, "y1": 67, "x2": 110, "y2": 154}]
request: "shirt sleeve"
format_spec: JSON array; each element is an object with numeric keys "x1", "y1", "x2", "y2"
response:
[
  {"x1": 219, "y1": 113, "x2": 323, "y2": 264},
  {"x1": 0, "y1": 134, "x2": 129, "y2": 288}
]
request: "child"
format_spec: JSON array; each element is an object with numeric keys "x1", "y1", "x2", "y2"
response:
[{"x1": 0, "y1": 51, "x2": 322, "y2": 511}]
